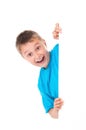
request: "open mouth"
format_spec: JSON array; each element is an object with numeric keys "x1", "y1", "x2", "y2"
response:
[{"x1": 36, "y1": 56, "x2": 45, "y2": 63}]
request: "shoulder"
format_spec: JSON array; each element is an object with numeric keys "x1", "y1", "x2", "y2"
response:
[
  {"x1": 50, "y1": 43, "x2": 59, "y2": 66},
  {"x1": 52, "y1": 43, "x2": 59, "y2": 52},
  {"x1": 50, "y1": 43, "x2": 59, "y2": 57}
]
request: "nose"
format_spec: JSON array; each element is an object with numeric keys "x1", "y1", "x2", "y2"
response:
[{"x1": 34, "y1": 52, "x2": 39, "y2": 59}]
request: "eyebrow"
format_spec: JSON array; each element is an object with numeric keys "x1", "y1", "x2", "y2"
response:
[
  {"x1": 23, "y1": 50, "x2": 30, "y2": 55},
  {"x1": 34, "y1": 42, "x2": 40, "y2": 46}
]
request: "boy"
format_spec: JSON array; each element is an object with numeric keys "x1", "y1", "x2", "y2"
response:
[{"x1": 16, "y1": 23, "x2": 63, "y2": 118}]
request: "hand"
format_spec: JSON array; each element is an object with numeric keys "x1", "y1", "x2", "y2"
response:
[
  {"x1": 54, "y1": 98, "x2": 64, "y2": 110},
  {"x1": 48, "y1": 108, "x2": 59, "y2": 119},
  {"x1": 48, "y1": 98, "x2": 64, "y2": 119},
  {"x1": 52, "y1": 23, "x2": 62, "y2": 39}
]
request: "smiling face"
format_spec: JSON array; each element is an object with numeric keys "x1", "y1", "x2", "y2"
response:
[{"x1": 20, "y1": 38, "x2": 50, "y2": 68}]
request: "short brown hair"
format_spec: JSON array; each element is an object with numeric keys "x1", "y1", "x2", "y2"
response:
[{"x1": 16, "y1": 30, "x2": 42, "y2": 53}]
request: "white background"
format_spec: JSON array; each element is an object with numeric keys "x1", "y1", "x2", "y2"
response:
[{"x1": 0, "y1": 0, "x2": 86, "y2": 129}]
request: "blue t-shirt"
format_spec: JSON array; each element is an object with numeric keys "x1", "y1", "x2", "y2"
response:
[{"x1": 38, "y1": 44, "x2": 59, "y2": 113}]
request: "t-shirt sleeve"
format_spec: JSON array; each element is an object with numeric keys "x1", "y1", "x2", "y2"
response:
[
  {"x1": 40, "y1": 92, "x2": 54, "y2": 113},
  {"x1": 38, "y1": 73, "x2": 54, "y2": 113}
]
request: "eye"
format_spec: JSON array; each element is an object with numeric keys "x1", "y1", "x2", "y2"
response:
[
  {"x1": 36, "y1": 46, "x2": 40, "y2": 50},
  {"x1": 27, "y1": 52, "x2": 33, "y2": 57}
]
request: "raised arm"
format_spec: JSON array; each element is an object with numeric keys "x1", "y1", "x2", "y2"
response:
[{"x1": 52, "y1": 23, "x2": 62, "y2": 39}]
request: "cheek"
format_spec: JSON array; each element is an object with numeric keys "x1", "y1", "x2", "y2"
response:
[
  {"x1": 28, "y1": 58, "x2": 33, "y2": 63},
  {"x1": 24, "y1": 57, "x2": 32, "y2": 63},
  {"x1": 28, "y1": 58, "x2": 35, "y2": 64},
  {"x1": 43, "y1": 50, "x2": 48, "y2": 56},
  {"x1": 40, "y1": 49, "x2": 46, "y2": 54}
]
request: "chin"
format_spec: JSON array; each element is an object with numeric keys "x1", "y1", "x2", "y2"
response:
[{"x1": 42, "y1": 63, "x2": 48, "y2": 68}]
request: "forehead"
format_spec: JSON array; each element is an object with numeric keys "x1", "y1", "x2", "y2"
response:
[{"x1": 22, "y1": 38, "x2": 42, "y2": 48}]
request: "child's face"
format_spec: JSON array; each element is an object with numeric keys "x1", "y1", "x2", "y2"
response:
[{"x1": 20, "y1": 39, "x2": 50, "y2": 68}]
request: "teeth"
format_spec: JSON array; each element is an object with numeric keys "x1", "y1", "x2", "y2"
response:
[
  {"x1": 36, "y1": 57, "x2": 43, "y2": 62},
  {"x1": 37, "y1": 57, "x2": 42, "y2": 62}
]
